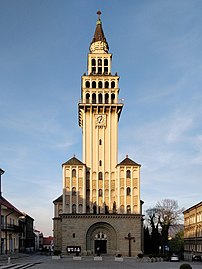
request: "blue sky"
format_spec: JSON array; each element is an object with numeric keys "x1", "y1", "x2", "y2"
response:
[{"x1": 0, "y1": 0, "x2": 202, "y2": 236}]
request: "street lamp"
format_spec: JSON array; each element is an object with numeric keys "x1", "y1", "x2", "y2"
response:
[{"x1": 0, "y1": 168, "x2": 5, "y2": 254}]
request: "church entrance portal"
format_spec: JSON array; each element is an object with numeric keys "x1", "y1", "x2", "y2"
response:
[{"x1": 95, "y1": 240, "x2": 107, "y2": 254}]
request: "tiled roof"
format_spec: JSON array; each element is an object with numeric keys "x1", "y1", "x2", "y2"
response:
[
  {"x1": 0, "y1": 195, "x2": 22, "y2": 215},
  {"x1": 117, "y1": 155, "x2": 141, "y2": 167},
  {"x1": 53, "y1": 195, "x2": 63, "y2": 204},
  {"x1": 62, "y1": 156, "x2": 84, "y2": 166}
]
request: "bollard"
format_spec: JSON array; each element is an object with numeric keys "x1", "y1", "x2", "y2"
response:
[{"x1": 8, "y1": 256, "x2": 11, "y2": 264}]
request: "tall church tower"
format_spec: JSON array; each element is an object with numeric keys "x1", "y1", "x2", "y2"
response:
[
  {"x1": 53, "y1": 11, "x2": 143, "y2": 256},
  {"x1": 78, "y1": 11, "x2": 123, "y2": 214}
]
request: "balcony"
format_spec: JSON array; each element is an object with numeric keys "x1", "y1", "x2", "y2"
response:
[{"x1": 1, "y1": 224, "x2": 23, "y2": 233}]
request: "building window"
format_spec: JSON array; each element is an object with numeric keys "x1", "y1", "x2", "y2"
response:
[
  {"x1": 92, "y1": 81, "x2": 96, "y2": 88},
  {"x1": 104, "y1": 59, "x2": 108, "y2": 74},
  {"x1": 98, "y1": 81, "x2": 103, "y2": 88},
  {"x1": 105, "y1": 93, "x2": 109, "y2": 104},
  {"x1": 120, "y1": 205, "x2": 124, "y2": 213},
  {"x1": 72, "y1": 169, "x2": 76, "y2": 177},
  {"x1": 92, "y1": 59, "x2": 96, "y2": 74},
  {"x1": 126, "y1": 187, "x2": 131, "y2": 196},
  {"x1": 111, "y1": 81, "x2": 115, "y2": 88},
  {"x1": 85, "y1": 81, "x2": 90, "y2": 88},
  {"x1": 98, "y1": 93, "x2": 102, "y2": 104},
  {"x1": 73, "y1": 233, "x2": 75, "y2": 238},
  {"x1": 127, "y1": 205, "x2": 131, "y2": 214},
  {"x1": 86, "y1": 93, "x2": 90, "y2": 103},
  {"x1": 92, "y1": 93, "x2": 96, "y2": 103},
  {"x1": 98, "y1": 172, "x2": 103, "y2": 180},
  {"x1": 105, "y1": 81, "x2": 109, "y2": 88},
  {"x1": 98, "y1": 189, "x2": 102, "y2": 197},
  {"x1": 99, "y1": 160, "x2": 102, "y2": 166},
  {"x1": 72, "y1": 187, "x2": 76, "y2": 195},
  {"x1": 99, "y1": 139, "x2": 102, "y2": 145},
  {"x1": 126, "y1": 170, "x2": 131, "y2": 178},
  {"x1": 111, "y1": 93, "x2": 115, "y2": 103},
  {"x1": 72, "y1": 204, "x2": 76, "y2": 214}
]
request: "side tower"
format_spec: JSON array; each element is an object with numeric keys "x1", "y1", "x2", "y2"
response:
[{"x1": 78, "y1": 11, "x2": 123, "y2": 214}]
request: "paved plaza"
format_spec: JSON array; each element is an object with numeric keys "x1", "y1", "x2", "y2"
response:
[{"x1": 0, "y1": 255, "x2": 202, "y2": 269}]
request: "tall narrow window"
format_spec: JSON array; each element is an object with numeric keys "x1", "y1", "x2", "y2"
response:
[
  {"x1": 98, "y1": 59, "x2": 102, "y2": 74},
  {"x1": 111, "y1": 93, "x2": 115, "y2": 104},
  {"x1": 72, "y1": 187, "x2": 76, "y2": 195},
  {"x1": 99, "y1": 160, "x2": 102, "y2": 166},
  {"x1": 72, "y1": 169, "x2": 76, "y2": 177},
  {"x1": 85, "y1": 81, "x2": 90, "y2": 88},
  {"x1": 86, "y1": 93, "x2": 90, "y2": 104},
  {"x1": 92, "y1": 81, "x2": 96, "y2": 88},
  {"x1": 98, "y1": 189, "x2": 103, "y2": 197},
  {"x1": 99, "y1": 139, "x2": 102, "y2": 145},
  {"x1": 72, "y1": 204, "x2": 76, "y2": 214},
  {"x1": 104, "y1": 59, "x2": 108, "y2": 74},
  {"x1": 98, "y1": 172, "x2": 103, "y2": 180},
  {"x1": 98, "y1": 93, "x2": 102, "y2": 104},
  {"x1": 126, "y1": 170, "x2": 131, "y2": 178},
  {"x1": 105, "y1": 93, "x2": 109, "y2": 104},
  {"x1": 92, "y1": 59, "x2": 96, "y2": 74},
  {"x1": 98, "y1": 81, "x2": 102, "y2": 88},
  {"x1": 127, "y1": 205, "x2": 131, "y2": 214},
  {"x1": 126, "y1": 187, "x2": 131, "y2": 196},
  {"x1": 105, "y1": 81, "x2": 109, "y2": 88},
  {"x1": 111, "y1": 81, "x2": 115, "y2": 88},
  {"x1": 92, "y1": 93, "x2": 96, "y2": 104}
]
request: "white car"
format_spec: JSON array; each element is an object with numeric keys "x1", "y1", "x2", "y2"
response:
[{"x1": 170, "y1": 254, "x2": 179, "y2": 262}]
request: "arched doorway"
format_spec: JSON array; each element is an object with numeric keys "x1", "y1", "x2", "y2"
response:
[{"x1": 86, "y1": 222, "x2": 117, "y2": 255}]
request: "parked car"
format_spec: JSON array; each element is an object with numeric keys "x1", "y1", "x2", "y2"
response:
[
  {"x1": 170, "y1": 254, "x2": 179, "y2": 262},
  {"x1": 192, "y1": 255, "x2": 201, "y2": 261}
]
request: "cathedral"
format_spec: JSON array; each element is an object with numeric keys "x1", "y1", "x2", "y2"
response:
[{"x1": 53, "y1": 11, "x2": 144, "y2": 256}]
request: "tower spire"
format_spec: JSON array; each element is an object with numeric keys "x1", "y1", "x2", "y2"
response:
[{"x1": 89, "y1": 11, "x2": 109, "y2": 53}]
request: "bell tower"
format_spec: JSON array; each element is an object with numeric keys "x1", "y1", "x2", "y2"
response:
[{"x1": 78, "y1": 11, "x2": 124, "y2": 213}]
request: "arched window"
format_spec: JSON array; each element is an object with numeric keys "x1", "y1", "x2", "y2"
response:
[
  {"x1": 86, "y1": 93, "x2": 90, "y2": 104},
  {"x1": 98, "y1": 93, "x2": 102, "y2": 104},
  {"x1": 78, "y1": 204, "x2": 83, "y2": 213},
  {"x1": 98, "y1": 189, "x2": 102, "y2": 197},
  {"x1": 111, "y1": 81, "x2": 115, "y2": 88},
  {"x1": 126, "y1": 187, "x2": 131, "y2": 196},
  {"x1": 111, "y1": 93, "x2": 115, "y2": 104},
  {"x1": 85, "y1": 81, "x2": 90, "y2": 88},
  {"x1": 72, "y1": 169, "x2": 76, "y2": 177},
  {"x1": 98, "y1": 59, "x2": 102, "y2": 74},
  {"x1": 72, "y1": 204, "x2": 76, "y2": 214},
  {"x1": 104, "y1": 59, "x2": 108, "y2": 74},
  {"x1": 105, "y1": 93, "x2": 109, "y2": 104},
  {"x1": 92, "y1": 81, "x2": 96, "y2": 88},
  {"x1": 98, "y1": 172, "x2": 103, "y2": 180},
  {"x1": 92, "y1": 59, "x2": 96, "y2": 74},
  {"x1": 72, "y1": 187, "x2": 76, "y2": 195},
  {"x1": 105, "y1": 81, "x2": 109, "y2": 88},
  {"x1": 92, "y1": 93, "x2": 96, "y2": 104},
  {"x1": 99, "y1": 139, "x2": 102, "y2": 145},
  {"x1": 98, "y1": 81, "x2": 102, "y2": 88},
  {"x1": 126, "y1": 170, "x2": 131, "y2": 178},
  {"x1": 127, "y1": 205, "x2": 131, "y2": 214},
  {"x1": 93, "y1": 204, "x2": 97, "y2": 214},
  {"x1": 99, "y1": 160, "x2": 102, "y2": 166}
]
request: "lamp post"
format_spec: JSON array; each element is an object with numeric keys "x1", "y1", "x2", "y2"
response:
[{"x1": 0, "y1": 168, "x2": 5, "y2": 254}]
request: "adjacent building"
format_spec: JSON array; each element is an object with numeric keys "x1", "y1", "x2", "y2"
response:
[
  {"x1": 184, "y1": 201, "x2": 202, "y2": 260},
  {"x1": 53, "y1": 11, "x2": 144, "y2": 256}
]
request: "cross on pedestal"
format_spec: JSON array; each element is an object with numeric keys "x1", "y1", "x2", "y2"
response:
[{"x1": 124, "y1": 233, "x2": 135, "y2": 257}]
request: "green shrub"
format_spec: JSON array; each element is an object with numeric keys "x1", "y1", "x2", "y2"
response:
[{"x1": 179, "y1": 264, "x2": 192, "y2": 269}]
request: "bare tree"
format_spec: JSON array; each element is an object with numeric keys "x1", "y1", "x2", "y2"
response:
[
  {"x1": 145, "y1": 199, "x2": 184, "y2": 254},
  {"x1": 155, "y1": 199, "x2": 184, "y2": 251}
]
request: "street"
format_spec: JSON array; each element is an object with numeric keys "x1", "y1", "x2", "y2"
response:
[{"x1": 0, "y1": 254, "x2": 202, "y2": 269}]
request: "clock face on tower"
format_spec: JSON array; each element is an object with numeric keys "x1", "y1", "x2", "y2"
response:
[{"x1": 95, "y1": 114, "x2": 106, "y2": 126}]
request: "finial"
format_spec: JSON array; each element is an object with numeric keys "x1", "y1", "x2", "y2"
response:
[
  {"x1": 126, "y1": 155, "x2": 128, "y2": 158},
  {"x1": 97, "y1": 10, "x2": 101, "y2": 20}
]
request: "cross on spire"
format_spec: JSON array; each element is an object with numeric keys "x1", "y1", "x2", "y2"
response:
[{"x1": 97, "y1": 10, "x2": 101, "y2": 20}]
